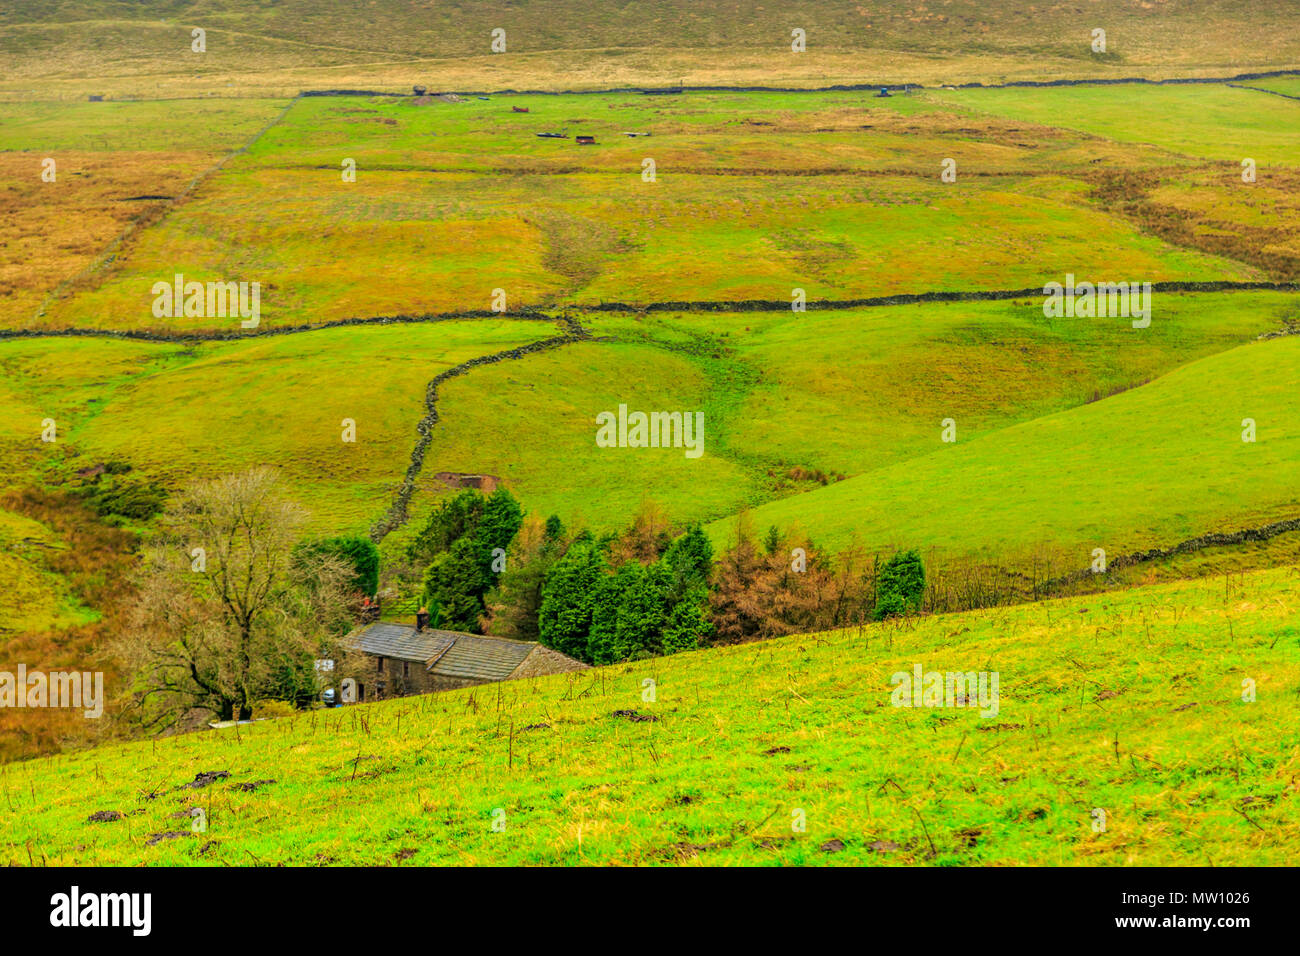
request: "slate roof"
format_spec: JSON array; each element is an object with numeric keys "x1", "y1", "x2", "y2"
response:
[
  {"x1": 349, "y1": 624, "x2": 542, "y2": 682},
  {"x1": 427, "y1": 634, "x2": 536, "y2": 681},
  {"x1": 350, "y1": 623, "x2": 456, "y2": 663}
]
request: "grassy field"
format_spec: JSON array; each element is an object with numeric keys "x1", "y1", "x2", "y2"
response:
[
  {"x1": 2, "y1": 86, "x2": 1296, "y2": 557},
  {"x1": 2, "y1": 564, "x2": 1295, "y2": 865},
  {"x1": 0, "y1": 506, "x2": 89, "y2": 636},
  {"x1": 387, "y1": 290, "x2": 1296, "y2": 540},
  {"x1": 28, "y1": 89, "x2": 1265, "y2": 333},
  {"x1": 9, "y1": 287, "x2": 1285, "y2": 553},
  {"x1": 0, "y1": 319, "x2": 562, "y2": 534},
  {"x1": 0, "y1": 98, "x2": 288, "y2": 326},
  {"x1": 3, "y1": 7, "x2": 1300, "y2": 860},
  {"x1": 929, "y1": 84, "x2": 1300, "y2": 168},
  {"x1": 1239, "y1": 77, "x2": 1300, "y2": 99},
  {"x1": 710, "y1": 334, "x2": 1300, "y2": 568}
]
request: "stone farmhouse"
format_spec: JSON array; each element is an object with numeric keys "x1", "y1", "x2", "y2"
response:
[{"x1": 345, "y1": 616, "x2": 586, "y2": 701}]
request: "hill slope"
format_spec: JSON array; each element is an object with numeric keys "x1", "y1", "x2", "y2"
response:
[
  {"x1": 710, "y1": 334, "x2": 1300, "y2": 569},
  {"x1": 4, "y1": 1, "x2": 1300, "y2": 97},
  {"x1": 3, "y1": 566, "x2": 1296, "y2": 865}
]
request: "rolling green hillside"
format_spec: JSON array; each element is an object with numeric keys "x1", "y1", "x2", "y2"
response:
[
  {"x1": 0, "y1": 320, "x2": 561, "y2": 534},
  {"x1": 5, "y1": 289, "x2": 1290, "y2": 545},
  {"x1": 2, "y1": 565, "x2": 1295, "y2": 865},
  {"x1": 3, "y1": 3, "x2": 1300, "y2": 804},
  {"x1": 710, "y1": 334, "x2": 1300, "y2": 569}
]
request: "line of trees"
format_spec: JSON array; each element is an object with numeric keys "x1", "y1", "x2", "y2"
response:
[
  {"x1": 121, "y1": 470, "x2": 928, "y2": 724},
  {"x1": 402, "y1": 492, "x2": 927, "y2": 665}
]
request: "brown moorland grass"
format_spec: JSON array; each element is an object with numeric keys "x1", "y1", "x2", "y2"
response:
[
  {"x1": 3, "y1": 1, "x2": 1300, "y2": 98},
  {"x1": 0, "y1": 488, "x2": 133, "y2": 763},
  {"x1": 0, "y1": 151, "x2": 216, "y2": 325}
]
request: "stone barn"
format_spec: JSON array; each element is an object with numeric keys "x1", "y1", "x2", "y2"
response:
[
  {"x1": 432, "y1": 472, "x2": 500, "y2": 493},
  {"x1": 345, "y1": 617, "x2": 586, "y2": 701}
]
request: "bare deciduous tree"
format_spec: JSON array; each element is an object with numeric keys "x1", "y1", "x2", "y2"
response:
[{"x1": 119, "y1": 468, "x2": 357, "y2": 727}]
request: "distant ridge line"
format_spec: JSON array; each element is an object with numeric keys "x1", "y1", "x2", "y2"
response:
[{"x1": 297, "y1": 67, "x2": 1300, "y2": 98}]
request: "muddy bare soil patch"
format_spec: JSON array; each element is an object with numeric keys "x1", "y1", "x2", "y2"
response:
[
  {"x1": 611, "y1": 709, "x2": 658, "y2": 722},
  {"x1": 178, "y1": 770, "x2": 229, "y2": 789}
]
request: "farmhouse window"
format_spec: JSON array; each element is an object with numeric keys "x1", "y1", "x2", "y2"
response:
[{"x1": 377, "y1": 656, "x2": 385, "y2": 673}]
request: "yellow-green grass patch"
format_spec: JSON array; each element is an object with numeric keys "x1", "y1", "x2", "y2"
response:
[
  {"x1": 0, "y1": 319, "x2": 557, "y2": 534},
  {"x1": 41, "y1": 167, "x2": 1255, "y2": 332},
  {"x1": 0, "y1": 507, "x2": 89, "y2": 635},
  {"x1": 598, "y1": 291, "x2": 1297, "y2": 481},
  {"x1": 709, "y1": 335, "x2": 1300, "y2": 566},
  {"x1": 3, "y1": 564, "x2": 1296, "y2": 865},
  {"x1": 391, "y1": 339, "x2": 758, "y2": 546},
  {"x1": 931, "y1": 84, "x2": 1300, "y2": 167}
]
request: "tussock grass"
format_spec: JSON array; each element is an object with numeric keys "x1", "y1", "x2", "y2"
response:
[{"x1": 2, "y1": 564, "x2": 1296, "y2": 865}]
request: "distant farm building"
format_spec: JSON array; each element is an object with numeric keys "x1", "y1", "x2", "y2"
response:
[
  {"x1": 512, "y1": 106, "x2": 530, "y2": 113},
  {"x1": 88, "y1": 94, "x2": 104, "y2": 102},
  {"x1": 432, "y1": 472, "x2": 500, "y2": 493},
  {"x1": 346, "y1": 617, "x2": 586, "y2": 700},
  {"x1": 575, "y1": 135, "x2": 596, "y2": 145}
]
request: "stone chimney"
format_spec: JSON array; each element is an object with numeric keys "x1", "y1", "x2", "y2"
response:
[{"x1": 415, "y1": 607, "x2": 430, "y2": 632}]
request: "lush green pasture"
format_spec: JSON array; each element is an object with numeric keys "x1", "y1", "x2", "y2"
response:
[
  {"x1": 710, "y1": 335, "x2": 1300, "y2": 566},
  {"x1": 1238, "y1": 77, "x2": 1300, "y2": 99},
  {"x1": 0, "y1": 99, "x2": 288, "y2": 152},
  {"x1": 3, "y1": 565, "x2": 1295, "y2": 865},
  {"x1": 0, "y1": 319, "x2": 558, "y2": 533},
  {"x1": 931, "y1": 83, "x2": 1300, "y2": 167},
  {"x1": 390, "y1": 338, "x2": 758, "y2": 549},
  {"x1": 7, "y1": 290, "x2": 1294, "y2": 545},
  {"x1": 617, "y1": 291, "x2": 1298, "y2": 480},
  {"x1": 250, "y1": 91, "x2": 985, "y2": 173},
  {"x1": 385, "y1": 291, "x2": 1294, "y2": 537},
  {"x1": 39, "y1": 90, "x2": 1256, "y2": 332}
]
